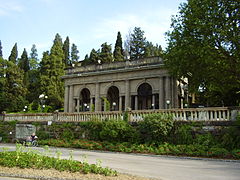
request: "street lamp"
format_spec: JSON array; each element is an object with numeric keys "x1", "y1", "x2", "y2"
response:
[
  {"x1": 84, "y1": 103, "x2": 87, "y2": 111},
  {"x1": 151, "y1": 103, "x2": 155, "y2": 109},
  {"x1": 166, "y1": 100, "x2": 171, "y2": 109},
  {"x1": 39, "y1": 94, "x2": 48, "y2": 112},
  {"x1": 112, "y1": 102, "x2": 116, "y2": 111}
]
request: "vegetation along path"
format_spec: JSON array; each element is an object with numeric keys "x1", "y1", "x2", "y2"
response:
[{"x1": 0, "y1": 144, "x2": 240, "y2": 180}]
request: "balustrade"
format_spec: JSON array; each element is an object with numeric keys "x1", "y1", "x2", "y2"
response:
[{"x1": 0, "y1": 107, "x2": 238, "y2": 122}]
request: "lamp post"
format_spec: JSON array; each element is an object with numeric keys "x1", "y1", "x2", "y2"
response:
[
  {"x1": 112, "y1": 102, "x2": 116, "y2": 111},
  {"x1": 84, "y1": 103, "x2": 87, "y2": 112},
  {"x1": 151, "y1": 103, "x2": 155, "y2": 109},
  {"x1": 39, "y1": 94, "x2": 48, "y2": 112},
  {"x1": 166, "y1": 100, "x2": 170, "y2": 109}
]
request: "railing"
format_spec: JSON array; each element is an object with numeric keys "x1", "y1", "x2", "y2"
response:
[
  {"x1": 65, "y1": 56, "x2": 163, "y2": 75},
  {"x1": 1, "y1": 107, "x2": 239, "y2": 122}
]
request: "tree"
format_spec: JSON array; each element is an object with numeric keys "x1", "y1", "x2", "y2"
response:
[
  {"x1": 84, "y1": 49, "x2": 99, "y2": 65},
  {"x1": 29, "y1": 44, "x2": 38, "y2": 70},
  {"x1": 18, "y1": 48, "x2": 30, "y2": 72},
  {"x1": 8, "y1": 43, "x2": 18, "y2": 64},
  {"x1": 63, "y1": 36, "x2": 70, "y2": 66},
  {"x1": 100, "y1": 42, "x2": 113, "y2": 63},
  {"x1": 0, "y1": 57, "x2": 27, "y2": 112},
  {"x1": 144, "y1": 42, "x2": 163, "y2": 58},
  {"x1": 113, "y1": 32, "x2": 124, "y2": 61},
  {"x1": 39, "y1": 34, "x2": 65, "y2": 110},
  {"x1": 129, "y1": 27, "x2": 146, "y2": 60},
  {"x1": 0, "y1": 40, "x2": 2, "y2": 58},
  {"x1": 71, "y1": 43, "x2": 79, "y2": 65},
  {"x1": 165, "y1": 0, "x2": 240, "y2": 106}
]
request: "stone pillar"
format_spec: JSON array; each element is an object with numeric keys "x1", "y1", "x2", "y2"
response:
[
  {"x1": 119, "y1": 96, "x2": 123, "y2": 111},
  {"x1": 125, "y1": 80, "x2": 130, "y2": 110},
  {"x1": 90, "y1": 97, "x2": 93, "y2": 112},
  {"x1": 69, "y1": 85, "x2": 74, "y2": 112},
  {"x1": 152, "y1": 94, "x2": 155, "y2": 109},
  {"x1": 165, "y1": 76, "x2": 171, "y2": 109},
  {"x1": 173, "y1": 78, "x2": 178, "y2": 108},
  {"x1": 159, "y1": 77, "x2": 164, "y2": 109},
  {"x1": 76, "y1": 99, "x2": 80, "y2": 112},
  {"x1": 134, "y1": 96, "x2": 138, "y2": 110},
  {"x1": 95, "y1": 83, "x2": 100, "y2": 111},
  {"x1": 64, "y1": 86, "x2": 69, "y2": 112}
]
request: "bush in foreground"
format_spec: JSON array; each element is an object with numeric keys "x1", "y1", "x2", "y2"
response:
[{"x1": 0, "y1": 144, "x2": 117, "y2": 176}]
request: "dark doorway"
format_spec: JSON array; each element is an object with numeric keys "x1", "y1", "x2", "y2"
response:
[
  {"x1": 137, "y1": 83, "x2": 152, "y2": 110},
  {"x1": 80, "y1": 88, "x2": 90, "y2": 111},
  {"x1": 107, "y1": 86, "x2": 119, "y2": 111}
]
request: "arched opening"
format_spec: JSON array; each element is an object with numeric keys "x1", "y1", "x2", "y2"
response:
[
  {"x1": 107, "y1": 86, "x2": 119, "y2": 111},
  {"x1": 80, "y1": 88, "x2": 90, "y2": 111},
  {"x1": 137, "y1": 83, "x2": 152, "y2": 110}
]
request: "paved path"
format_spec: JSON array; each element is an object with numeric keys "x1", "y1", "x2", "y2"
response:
[{"x1": 0, "y1": 144, "x2": 240, "y2": 180}]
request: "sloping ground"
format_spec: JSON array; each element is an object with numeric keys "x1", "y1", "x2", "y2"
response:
[{"x1": 0, "y1": 166, "x2": 154, "y2": 180}]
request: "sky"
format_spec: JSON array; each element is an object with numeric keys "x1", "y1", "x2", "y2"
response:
[{"x1": 0, "y1": 0, "x2": 186, "y2": 61}]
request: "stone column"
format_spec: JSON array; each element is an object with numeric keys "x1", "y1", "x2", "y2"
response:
[
  {"x1": 159, "y1": 77, "x2": 164, "y2": 109},
  {"x1": 69, "y1": 85, "x2": 74, "y2": 112},
  {"x1": 77, "y1": 98, "x2": 80, "y2": 112},
  {"x1": 125, "y1": 80, "x2": 130, "y2": 110},
  {"x1": 64, "y1": 86, "x2": 69, "y2": 112},
  {"x1": 134, "y1": 96, "x2": 138, "y2": 110},
  {"x1": 95, "y1": 83, "x2": 100, "y2": 111},
  {"x1": 152, "y1": 94, "x2": 155, "y2": 109},
  {"x1": 90, "y1": 97, "x2": 93, "y2": 112},
  {"x1": 165, "y1": 76, "x2": 171, "y2": 109},
  {"x1": 119, "y1": 96, "x2": 123, "y2": 111},
  {"x1": 173, "y1": 78, "x2": 178, "y2": 108}
]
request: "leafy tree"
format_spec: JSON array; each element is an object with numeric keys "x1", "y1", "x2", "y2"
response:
[
  {"x1": 113, "y1": 32, "x2": 124, "y2": 61},
  {"x1": 70, "y1": 43, "x2": 79, "y2": 65},
  {"x1": 83, "y1": 49, "x2": 99, "y2": 65},
  {"x1": 129, "y1": 27, "x2": 146, "y2": 60},
  {"x1": 144, "y1": 42, "x2": 163, "y2": 57},
  {"x1": 63, "y1": 36, "x2": 70, "y2": 66},
  {"x1": 165, "y1": 0, "x2": 240, "y2": 106},
  {"x1": 100, "y1": 42, "x2": 113, "y2": 63},
  {"x1": 0, "y1": 57, "x2": 27, "y2": 112},
  {"x1": 18, "y1": 48, "x2": 30, "y2": 72},
  {"x1": 39, "y1": 34, "x2": 65, "y2": 110},
  {"x1": 0, "y1": 40, "x2": 2, "y2": 58},
  {"x1": 29, "y1": 44, "x2": 38, "y2": 70},
  {"x1": 8, "y1": 43, "x2": 18, "y2": 64}
]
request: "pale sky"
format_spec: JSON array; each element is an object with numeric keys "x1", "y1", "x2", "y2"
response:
[{"x1": 0, "y1": 0, "x2": 186, "y2": 60}]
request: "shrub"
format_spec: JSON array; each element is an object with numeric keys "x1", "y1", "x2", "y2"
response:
[
  {"x1": 220, "y1": 114, "x2": 240, "y2": 150},
  {"x1": 138, "y1": 113, "x2": 174, "y2": 143},
  {"x1": 169, "y1": 123, "x2": 194, "y2": 145},
  {"x1": 232, "y1": 149, "x2": 240, "y2": 159},
  {"x1": 207, "y1": 147, "x2": 229, "y2": 158},
  {"x1": 99, "y1": 119, "x2": 138, "y2": 143}
]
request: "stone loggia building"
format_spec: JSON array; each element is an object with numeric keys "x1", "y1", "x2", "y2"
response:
[{"x1": 62, "y1": 57, "x2": 178, "y2": 112}]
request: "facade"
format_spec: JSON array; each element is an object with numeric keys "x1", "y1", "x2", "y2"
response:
[{"x1": 62, "y1": 57, "x2": 178, "y2": 112}]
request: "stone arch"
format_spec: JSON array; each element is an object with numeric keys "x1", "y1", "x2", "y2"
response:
[
  {"x1": 80, "y1": 88, "x2": 90, "y2": 111},
  {"x1": 137, "y1": 83, "x2": 153, "y2": 110},
  {"x1": 107, "y1": 86, "x2": 119, "y2": 111},
  {"x1": 135, "y1": 80, "x2": 155, "y2": 93}
]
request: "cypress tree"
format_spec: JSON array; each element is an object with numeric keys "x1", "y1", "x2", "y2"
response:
[
  {"x1": 29, "y1": 44, "x2": 38, "y2": 70},
  {"x1": 71, "y1": 43, "x2": 79, "y2": 65},
  {"x1": 100, "y1": 42, "x2": 113, "y2": 63},
  {"x1": 63, "y1": 36, "x2": 70, "y2": 66},
  {"x1": 113, "y1": 32, "x2": 124, "y2": 61},
  {"x1": 39, "y1": 34, "x2": 65, "y2": 110},
  {"x1": 8, "y1": 43, "x2": 18, "y2": 64},
  {"x1": 0, "y1": 40, "x2": 2, "y2": 58},
  {"x1": 18, "y1": 48, "x2": 30, "y2": 72}
]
